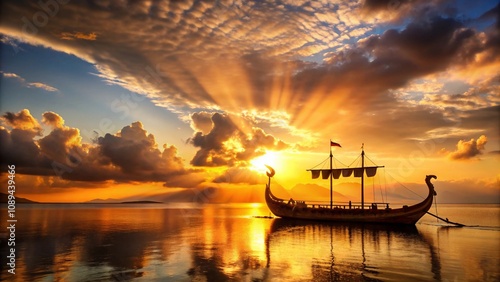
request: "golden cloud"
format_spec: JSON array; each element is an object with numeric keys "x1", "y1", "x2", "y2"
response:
[
  {"x1": 60, "y1": 31, "x2": 97, "y2": 41},
  {"x1": 441, "y1": 135, "x2": 488, "y2": 160}
]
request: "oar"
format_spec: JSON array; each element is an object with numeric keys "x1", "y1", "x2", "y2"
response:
[{"x1": 426, "y1": 211, "x2": 465, "y2": 227}]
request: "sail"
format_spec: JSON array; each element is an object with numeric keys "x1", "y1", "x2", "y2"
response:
[
  {"x1": 309, "y1": 166, "x2": 381, "y2": 179},
  {"x1": 366, "y1": 167, "x2": 377, "y2": 177},
  {"x1": 342, "y1": 169, "x2": 353, "y2": 177}
]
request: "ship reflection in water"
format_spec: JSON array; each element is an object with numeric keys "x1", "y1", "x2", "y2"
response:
[
  {"x1": 267, "y1": 220, "x2": 439, "y2": 281},
  {"x1": 1, "y1": 203, "x2": 498, "y2": 281}
]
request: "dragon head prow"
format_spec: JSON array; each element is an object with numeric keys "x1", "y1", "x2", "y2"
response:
[
  {"x1": 425, "y1": 175, "x2": 438, "y2": 195},
  {"x1": 265, "y1": 165, "x2": 275, "y2": 178}
]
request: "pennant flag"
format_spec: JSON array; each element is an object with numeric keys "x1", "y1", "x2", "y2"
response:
[{"x1": 330, "y1": 141, "x2": 342, "y2": 147}]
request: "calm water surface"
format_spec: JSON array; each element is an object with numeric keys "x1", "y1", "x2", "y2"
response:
[{"x1": 0, "y1": 203, "x2": 498, "y2": 281}]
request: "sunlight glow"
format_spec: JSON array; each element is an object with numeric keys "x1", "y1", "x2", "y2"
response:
[{"x1": 250, "y1": 151, "x2": 279, "y2": 173}]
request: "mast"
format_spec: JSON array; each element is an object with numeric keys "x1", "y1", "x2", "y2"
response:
[
  {"x1": 361, "y1": 144, "x2": 365, "y2": 210},
  {"x1": 307, "y1": 142, "x2": 382, "y2": 211},
  {"x1": 330, "y1": 143, "x2": 333, "y2": 209}
]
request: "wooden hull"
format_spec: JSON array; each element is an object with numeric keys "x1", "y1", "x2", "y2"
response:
[{"x1": 265, "y1": 175, "x2": 437, "y2": 225}]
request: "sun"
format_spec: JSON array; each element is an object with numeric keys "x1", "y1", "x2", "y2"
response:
[{"x1": 250, "y1": 151, "x2": 279, "y2": 173}]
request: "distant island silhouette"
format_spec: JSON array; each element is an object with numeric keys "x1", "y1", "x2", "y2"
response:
[
  {"x1": 0, "y1": 193, "x2": 38, "y2": 203},
  {"x1": 120, "y1": 200, "x2": 163, "y2": 204},
  {"x1": 0, "y1": 194, "x2": 164, "y2": 205}
]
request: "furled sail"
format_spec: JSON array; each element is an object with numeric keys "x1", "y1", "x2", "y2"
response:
[
  {"x1": 309, "y1": 166, "x2": 381, "y2": 179},
  {"x1": 342, "y1": 169, "x2": 353, "y2": 177},
  {"x1": 332, "y1": 169, "x2": 342, "y2": 179},
  {"x1": 366, "y1": 167, "x2": 377, "y2": 177}
]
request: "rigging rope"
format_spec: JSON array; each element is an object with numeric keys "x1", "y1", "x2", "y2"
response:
[
  {"x1": 384, "y1": 171, "x2": 425, "y2": 199},
  {"x1": 379, "y1": 169, "x2": 385, "y2": 203},
  {"x1": 434, "y1": 193, "x2": 439, "y2": 223},
  {"x1": 309, "y1": 156, "x2": 330, "y2": 169},
  {"x1": 364, "y1": 154, "x2": 379, "y2": 166},
  {"x1": 348, "y1": 155, "x2": 361, "y2": 167},
  {"x1": 372, "y1": 178, "x2": 376, "y2": 203},
  {"x1": 333, "y1": 156, "x2": 350, "y2": 168},
  {"x1": 309, "y1": 155, "x2": 351, "y2": 170}
]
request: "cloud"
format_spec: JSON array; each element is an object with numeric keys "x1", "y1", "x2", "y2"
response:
[
  {"x1": 42, "y1": 111, "x2": 65, "y2": 128},
  {"x1": 1, "y1": 71, "x2": 59, "y2": 92},
  {"x1": 190, "y1": 113, "x2": 239, "y2": 166},
  {"x1": 0, "y1": 110, "x2": 52, "y2": 173},
  {"x1": 1, "y1": 71, "x2": 25, "y2": 82},
  {"x1": 0, "y1": 109, "x2": 200, "y2": 188},
  {"x1": 458, "y1": 106, "x2": 499, "y2": 142},
  {"x1": 190, "y1": 111, "x2": 215, "y2": 135},
  {"x1": 0, "y1": 0, "x2": 381, "y2": 113},
  {"x1": 0, "y1": 35, "x2": 22, "y2": 51},
  {"x1": 38, "y1": 121, "x2": 82, "y2": 165},
  {"x1": 442, "y1": 135, "x2": 488, "y2": 160},
  {"x1": 60, "y1": 31, "x2": 97, "y2": 41},
  {"x1": 189, "y1": 112, "x2": 289, "y2": 167},
  {"x1": 420, "y1": 75, "x2": 500, "y2": 113},
  {"x1": 0, "y1": 109, "x2": 287, "y2": 190},
  {"x1": 97, "y1": 121, "x2": 184, "y2": 175},
  {"x1": 0, "y1": 1, "x2": 498, "y2": 154},
  {"x1": 1, "y1": 109, "x2": 41, "y2": 132},
  {"x1": 27, "y1": 82, "x2": 59, "y2": 92},
  {"x1": 355, "y1": 17, "x2": 476, "y2": 82},
  {"x1": 361, "y1": 0, "x2": 477, "y2": 26}
]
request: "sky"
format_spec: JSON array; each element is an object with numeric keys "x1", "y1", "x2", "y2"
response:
[{"x1": 0, "y1": 0, "x2": 499, "y2": 203}]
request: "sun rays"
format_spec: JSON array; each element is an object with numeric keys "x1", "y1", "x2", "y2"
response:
[{"x1": 250, "y1": 150, "x2": 280, "y2": 174}]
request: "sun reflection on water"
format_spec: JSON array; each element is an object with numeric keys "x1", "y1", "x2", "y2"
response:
[{"x1": 1, "y1": 204, "x2": 498, "y2": 281}]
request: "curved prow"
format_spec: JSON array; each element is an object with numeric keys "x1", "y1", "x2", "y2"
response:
[
  {"x1": 425, "y1": 175, "x2": 437, "y2": 196},
  {"x1": 265, "y1": 165, "x2": 275, "y2": 178}
]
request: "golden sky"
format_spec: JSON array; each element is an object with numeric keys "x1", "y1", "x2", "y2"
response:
[{"x1": 0, "y1": 0, "x2": 499, "y2": 203}]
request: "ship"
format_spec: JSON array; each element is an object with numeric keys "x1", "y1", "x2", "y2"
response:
[{"x1": 264, "y1": 143, "x2": 437, "y2": 225}]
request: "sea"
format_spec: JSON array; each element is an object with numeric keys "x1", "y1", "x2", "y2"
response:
[{"x1": 0, "y1": 203, "x2": 499, "y2": 282}]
